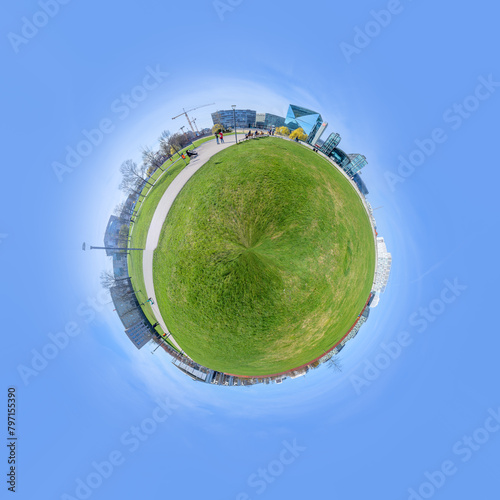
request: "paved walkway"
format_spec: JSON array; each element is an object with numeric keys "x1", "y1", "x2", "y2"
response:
[{"x1": 143, "y1": 135, "x2": 240, "y2": 351}]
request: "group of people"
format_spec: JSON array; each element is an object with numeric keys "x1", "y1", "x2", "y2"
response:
[
  {"x1": 244, "y1": 131, "x2": 257, "y2": 140},
  {"x1": 243, "y1": 129, "x2": 274, "y2": 140},
  {"x1": 214, "y1": 128, "x2": 278, "y2": 144}
]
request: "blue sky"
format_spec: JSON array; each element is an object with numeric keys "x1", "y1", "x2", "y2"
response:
[{"x1": 2, "y1": 0, "x2": 500, "y2": 499}]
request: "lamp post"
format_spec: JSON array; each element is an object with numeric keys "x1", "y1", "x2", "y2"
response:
[
  {"x1": 232, "y1": 105, "x2": 238, "y2": 144},
  {"x1": 82, "y1": 243, "x2": 143, "y2": 251}
]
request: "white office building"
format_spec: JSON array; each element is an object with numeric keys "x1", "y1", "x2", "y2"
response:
[
  {"x1": 309, "y1": 122, "x2": 328, "y2": 146},
  {"x1": 371, "y1": 237, "x2": 392, "y2": 307}
]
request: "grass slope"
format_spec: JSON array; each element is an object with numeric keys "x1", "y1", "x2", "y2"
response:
[{"x1": 153, "y1": 138, "x2": 375, "y2": 375}]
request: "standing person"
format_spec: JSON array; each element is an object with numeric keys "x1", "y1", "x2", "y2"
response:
[
  {"x1": 215, "y1": 131, "x2": 219, "y2": 144},
  {"x1": 220, "y1": 131, "x2": 224, "y2": 143}
]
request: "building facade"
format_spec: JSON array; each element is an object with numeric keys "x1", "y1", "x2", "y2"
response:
[
  {"x1": 352, "y1": 173, "x2": 369, "y2": 196},
  {"x1": 329, "y1": 148, "x2": 351, "y2": 169},
  {"x1": 345, "y1": 154, "x2": 368, "y2": 176},
  {"x1": 326, "y1": 148, "x2": 368, "y2": 177},
  {"x1": 255, "y1": 112, "x2": 286, "y2": 129},
  {"x1": 373, "y1": 237, "x2": 392, "y2": 294},
  {"x1": 320, "y1": 132, "x2": 341, "y2": 156},
  {"x1": 125, "y1": 320, "x2": 154, "y2": 349},
  {"x1": 371, "y1": 237, "x2": 392, "y2": 308},
  {"x1": 211, "y1": 109, "x2": 257, "y2": 128}
]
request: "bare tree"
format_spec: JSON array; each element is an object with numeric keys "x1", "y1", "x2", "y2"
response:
[
  {"x1": 168, "y1": 134, "x2": 181, "y2": 151},
  {"x1": 100, "y1": 270, "x2": 131, "y2": 290},
  {"x1": 327, "y1": 356, "x2": 342, "y2": 372},
  {"x1": 159, "y1": 129, "x2": 171, "y2": 142},
  {"x1": 140, "y1": 146, "x2": 159, "y2": 172},
  {"x1": 118, "y1": 224, "x2": 131, "y2": 242},
  {"x1": 113, "y1": 201, "x2": 134, "y2": 219},
  {"x1": 119, "y1": 161, "x2": 151, "y2": 201},
  {"x1": 119, "y1": 177, "x2": 145, "y2": 200},
  {"x1": 178, "y1": 132, "x2": 191, "y2": 148},
  {"x1": 110, "y1": 204, "x2": 134, "y2": 231},
  {"x1": 158, "y1": 130, "x2": 171, "y2": 152},
  {"x1": 159, "y1": 131, "x2": 174, "y2": 160},
  {"x1": 120, "y1": 160, "x2": 154, "y2": 188},
  {"x1": 100, "y1": 271, "x2": 137, "y2": 303}
]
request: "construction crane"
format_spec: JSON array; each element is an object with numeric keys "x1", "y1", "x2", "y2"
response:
[
  {"x1": 191, "y1": 118, "x2": 199, "y2": 134},
  {"x1": 172, "y1": 103, "x2": 215, "y2": 133}
]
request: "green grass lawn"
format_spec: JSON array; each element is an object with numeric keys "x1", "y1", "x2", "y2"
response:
[{"x1": 153, "y1": 138, "x2": 376, "y2": 375}]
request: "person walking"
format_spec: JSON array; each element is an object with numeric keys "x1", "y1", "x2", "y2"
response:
[
  {"x1": 219, "y1": 131, "x2": 224, "y2": 143},
  {"x1": 215, "y1": 131, "x2": 219, "y2": 144}
]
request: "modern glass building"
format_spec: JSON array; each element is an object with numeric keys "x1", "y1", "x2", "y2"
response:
[
  {"x1": 255, "y1": 112, "x2": 286, "y2": 129},
  {"x1": 211, "y1": 109, "x2": 257, "y2": 128},
  {"x1": 285, "y1": 105, "x2": 323, "y2": 137},
  {"x1": 352, "y1": 173, "x2": 369, "y2": 196},
  {"x1": 330, "y1": 148, "x2": 351, "y2": 169},
  {"x1": 320, "y1": 132, "x2": 341, "y2": 156},
  {"x1": 326, "y1": 147, "x2": 368, "y2": 177},
  {"x1": 345, "y1": 154, "x2": 368, "y2": 176}
]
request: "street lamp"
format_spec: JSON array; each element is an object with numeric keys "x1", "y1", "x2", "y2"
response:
[
  {"x1": 82, "y1": 242, "x2": 143, "y2": 251},
  {"x1": 231, "y1": 105, "x2": 238, "y2": 144}
]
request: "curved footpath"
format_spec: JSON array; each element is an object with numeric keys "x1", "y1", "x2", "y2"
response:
[
  {"x1": 143, "y1": 136, "x2": 238, "y2": 352},
  {"x1": 143, "y1": 134, "x2": 377, "y2": 358}
]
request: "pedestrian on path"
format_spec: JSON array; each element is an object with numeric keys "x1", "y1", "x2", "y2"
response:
[
  {"x1": 220, "y1": 131, "x2": 224, "y2": 143},
  {"x1": 215, "y1": 132, "x2": 219, "y2": 144}
]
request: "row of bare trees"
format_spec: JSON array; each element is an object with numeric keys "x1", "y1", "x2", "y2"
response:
[
  {"x1": 102, "y1": 126, "x2": 209, "y2": 296},
  {"x1": 118, "y1": 128, "x2": 201, "y2": 202},
  {"x1": 100, "y1": 271, "x2": 135, "y2": 297}
]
